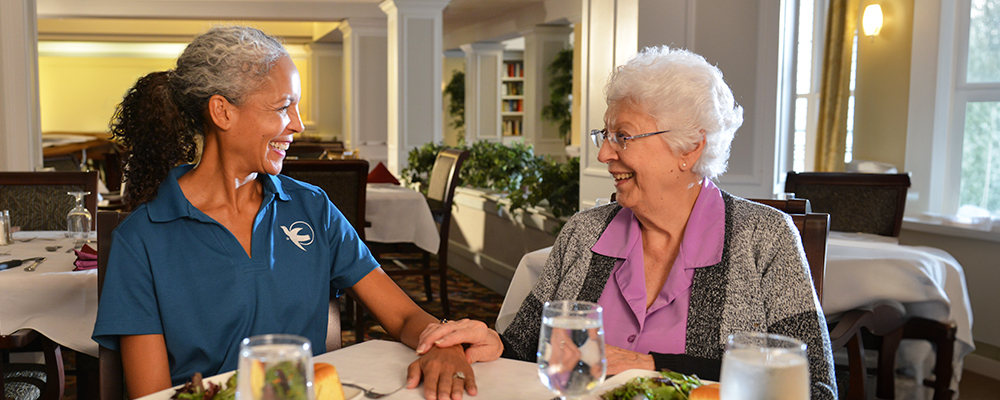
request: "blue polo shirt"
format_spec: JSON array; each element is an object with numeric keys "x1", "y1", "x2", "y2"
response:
[{"x1": 93, "y1": 164, "x2": 378, "y2": 385}]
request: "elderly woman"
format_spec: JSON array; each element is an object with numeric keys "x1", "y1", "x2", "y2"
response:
[
  {"x1": 92, "y1": 26, "x2": 498, "y2": 400},
  {"x1": 422, "y1": 46, "x2": 837, "y2": 399}
]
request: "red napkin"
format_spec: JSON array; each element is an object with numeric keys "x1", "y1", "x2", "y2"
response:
[
  {"x1": 73, "y1": 244, "x2": 98, "y2": 271},
  {"x1": 367, "y1": 162, "x2": 400, "y2": 185}
]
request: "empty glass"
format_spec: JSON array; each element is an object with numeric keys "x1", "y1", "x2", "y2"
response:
[
  {"x1": 537, "y1": 300, "x2": 606, "y2": 400},
  {"x1": 720, "y1": 332, "x2": 809, "y2": 400},
  {"x1": 236, "y1": 334, "x2": 314, "y2": 400},
  {"x1": 66, "y1": 191, "x2": 91, "y2": 244}
]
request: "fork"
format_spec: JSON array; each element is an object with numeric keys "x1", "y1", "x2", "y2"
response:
[{"x1": 341, "y1": 382, "x2": 405, "y2": 399}]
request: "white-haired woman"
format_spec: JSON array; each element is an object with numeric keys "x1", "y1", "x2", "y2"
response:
[
  {"x1": 421, "y1": 46, "x2": 837, "y2": 399},
  {"x1": 93, "y1": 26, "x2": 499, "y2": 400}
]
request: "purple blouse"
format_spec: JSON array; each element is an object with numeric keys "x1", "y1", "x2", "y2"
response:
[{"x1": 593, "y1": 179, "x2": 725, "y2": 354}]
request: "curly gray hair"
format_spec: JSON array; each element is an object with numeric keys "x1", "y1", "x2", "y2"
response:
[
  {"x1": 171, "y1": 25, "x2": 289, "y2": 109},
  {"x1": 605, "y1": 46, "x2": 743, "y2": 179}
]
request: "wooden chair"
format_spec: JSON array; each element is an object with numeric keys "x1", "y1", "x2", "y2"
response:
[
  {"x1": 280, "y1": 159, "x2": 368, "y2": 346},
  {"x1": 1, "y1": 330, "x2": 64, "y2": 400},
  {"x1": 0, "y1": 171, "x2": 99, "y2": 231},
  {"x1": 368, "y1": 149, "x2": 469, "y2": 319},
  {"x1": 95, "y1": 211, "x2": 127, "y2": 400},
  {"x1": 784, "y1": 172, "x2": 910, "y2": 237}
]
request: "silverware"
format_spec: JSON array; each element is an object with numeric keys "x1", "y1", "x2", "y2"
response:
[
  {"x1": 24, "y1": 257, "x2": 46, "y2": 272},
  {"x1": 341, "y1": 382, "x2": 405, "y2": 399}
]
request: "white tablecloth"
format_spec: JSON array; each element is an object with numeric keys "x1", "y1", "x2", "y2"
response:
[
  {"x1": 364, "y1": 184, "x2": 440, "y2": 254},
  {"x1": 138, "y1": 339, "x2": 652, "y2": 400},
  {"x1": 0, "y1": 231, "x2": 99, "y2": 357},
  {"x1": 498, "y1": 232, "x2": 975, "y2": 393}
]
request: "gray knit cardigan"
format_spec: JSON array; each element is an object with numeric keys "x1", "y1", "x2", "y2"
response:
[{"x1": 500, "y1": 191, "x2": 837, "y2": 400}]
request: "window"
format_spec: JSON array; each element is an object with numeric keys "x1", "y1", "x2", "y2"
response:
[
  {"x1": 953, "y1": 0, "x2": 1000, "y2": 215},
  {"x1": 791, "y1": 0, "x2": 857, "y2": 172}
]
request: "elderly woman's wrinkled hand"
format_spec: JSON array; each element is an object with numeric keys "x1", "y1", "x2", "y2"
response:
[
  {"x1": 415, "y1": 318, "x2": 503, "y2": 364},
  {"x1": 406, "y1": 344, "x2": 477, "y2": 400},
  {"x1": 605, "y1": 344, "x2": 655, "y2": 376}
]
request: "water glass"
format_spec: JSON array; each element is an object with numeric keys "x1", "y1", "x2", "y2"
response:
[
  {"x1": 720, "y1": 332, "x2": 809, "y2": 400},
  {"x1": 66, "y1": 191, "x2": 92, "y2": 243},
  {"x1": 236, "y1": 334, "x2": 315, "y2": 400},
  {"x1": 537, "y1": 300, "x2": 606, "y2": 400}
]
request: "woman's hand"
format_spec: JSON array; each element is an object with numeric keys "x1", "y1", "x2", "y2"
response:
[
  {"x1": 406, "y1": 344, "x2": 477, "y2": 400},
  {"x1": 415, "y1": 318, "x2": 503, "y2": 363},
  {"x1": 606, "y1": 344, "x2": 655, "y2": 376}
]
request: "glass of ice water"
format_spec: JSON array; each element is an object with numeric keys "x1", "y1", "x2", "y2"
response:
[
  {"x1": 66, "y1": 191, "x2": 91, "y2": 245},
  {"x1": 537, "y1": 300, "x2": 606, "y2": 400},
  {"x1": 236, "y1": 334, "x2": 315, "y2": 400},
  {"x1": 720, "y1": 332, "x2": 809, "y2": 400}
]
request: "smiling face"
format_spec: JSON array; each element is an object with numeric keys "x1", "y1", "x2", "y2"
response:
[
  {"x1": 597, "y1": 104, "x2": 691, "y2": 212},
  {"x1": 226, "y1": 56, "x2": 303, "y2": 176}
]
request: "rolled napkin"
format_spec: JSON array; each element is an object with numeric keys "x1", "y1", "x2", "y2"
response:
[
  {"x1": 73, "y1": 244, "x2": 98, "y2": 271},
  {"x1": 367, "y1": 162, "x2": 400, "y2": 185}
]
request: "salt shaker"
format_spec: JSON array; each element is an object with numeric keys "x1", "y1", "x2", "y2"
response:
[{"x1": 0, "y1": 210, "x2": 10, "y2": 246}]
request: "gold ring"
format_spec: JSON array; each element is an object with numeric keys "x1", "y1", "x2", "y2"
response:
[{"x1": 453, "y1": 371, "x2": 465, "y2": 380}]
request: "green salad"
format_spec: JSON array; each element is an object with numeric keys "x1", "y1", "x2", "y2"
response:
[
  {"x1": 172, "y1": 372, "x2": 237, "y2": 400},
  {"x1": 599, "y1": 371, "x2": 704, "y2": 400}
]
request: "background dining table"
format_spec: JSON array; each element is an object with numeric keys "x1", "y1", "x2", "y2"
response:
[
  {"x1": 364, "y1": 183, "x2": 440, "y2": 253},
  {"x1": 0, "y1": 230, "x2": 99, "y2": 357}
]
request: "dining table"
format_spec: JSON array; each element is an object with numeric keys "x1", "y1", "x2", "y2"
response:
[
  {"x1": 364, "y1": 183, "x2": 440, "y2": 254},
  {"x1": 138, "y1": 339, "x2": 660, "y2": 400},
  {"x1": 0, "y1": 230, "x2": 99, "y2": 357}
]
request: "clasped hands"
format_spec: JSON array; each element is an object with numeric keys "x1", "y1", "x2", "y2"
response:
[{"x1": 405, "y1": 318, "x2": 503, "y2": 400}]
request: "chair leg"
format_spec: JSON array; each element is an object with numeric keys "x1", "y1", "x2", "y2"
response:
[
  {"x1": 40, "y1": 338, "x2": 65, "y2": 400},
  {"x1": 877, "y1": 328, "x2": 904, "y2": 399},
  {"x1": 423, "y1": 252, "x2": 433, "y2": 302},
  {"x1": 845, "y1": 332, "x2": 866, "y2": 400}
]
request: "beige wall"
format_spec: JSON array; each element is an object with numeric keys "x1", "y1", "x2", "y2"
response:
[
  {"x1": 851, "y1": 0, "x2": 914, "y2": 170},
  {"x1": 38, "y1": 47, "x2": 314, "y2": 134}
]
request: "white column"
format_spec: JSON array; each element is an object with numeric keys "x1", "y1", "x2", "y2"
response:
[
  {"x1": 459, "y1": 42, "x2": 504, "y2": 143},
  {"x1": 578, "y1": 0, "x2": 639, "y2": 209},
  {"x1": 339, "y1": 18, "x2": 389, "y2": 169},
  {"x1": 0, "y1": 0, "x2": 42, "y2": 171},
  {"x1": 522, "y1": 25, "x2": 573, "y2": 158},
  {"x1": 379, "y1": 0, "x2": 449, "y2": 175}
]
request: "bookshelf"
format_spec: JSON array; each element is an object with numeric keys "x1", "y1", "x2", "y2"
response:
[{"x1": 501, "y1": 56, "x2": 524, "y2": 137}]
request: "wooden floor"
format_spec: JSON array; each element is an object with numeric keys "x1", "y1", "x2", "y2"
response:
[{"x1": 958, "y1": 370, "x2": 1000, "y2": 399}]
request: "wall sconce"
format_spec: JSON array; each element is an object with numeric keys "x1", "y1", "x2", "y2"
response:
[{"x1": 862, "y1": 4, "x2": 884, "y2": 40}]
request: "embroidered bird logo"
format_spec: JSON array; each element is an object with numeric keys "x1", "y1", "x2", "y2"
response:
[{"x1": 281, "y1": 222, "x2": 314, "y2": 251}]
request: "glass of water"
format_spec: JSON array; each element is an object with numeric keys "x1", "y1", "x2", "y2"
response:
[
  {"x1": 720, "y1": 332, "x2": 809, "y2": 400},
  {"x1": 537, "y1": 300, "x2": 606, "y2": 400},
  {"x1": 236, "y1": 334, "x2": 315, "y2": 400},
  {"x1": 66, "y1": 191, "x2": 91, "y2": 244}
]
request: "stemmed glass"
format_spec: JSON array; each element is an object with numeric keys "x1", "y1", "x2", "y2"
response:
[
  {"x1": 537, "y1": 300, "x2": 606, "y2": 400},
  {"x1": 236, "y1": 334, "x2": 315, "y2": 400},
  {"x1": 66, "y1": 191, "x2": 92, "y2": 247},
  {"x1": 719, "y1": 332, "x2": 809, "y2": 400}
]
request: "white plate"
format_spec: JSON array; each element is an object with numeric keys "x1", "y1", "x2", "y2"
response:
[
  {"x1": 590, "y1": 369, "x2": 716, "y2": 400},
  {"x1": 342, "y1": 385, "x2": 362, "y2": 400}
]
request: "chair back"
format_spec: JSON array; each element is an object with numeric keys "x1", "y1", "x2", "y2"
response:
[
  {"x1": 425, "y1": 149, "x2": 469, "y2": 232},
  {"x1": 281, "y1": 160, "x2": 369, "y2": 239},
  {"x1": 0, "y1": 171, "x2": 99, "y2": 231},
  {"x1": 789, "y1": 213, "x2": 830, "y2": 302},
  {"x1": 784, "y1": 172, "x2": 911, "y2": 237},
  {"x1": 96, "y1": 211, "x2": 128, "y2": 400}
]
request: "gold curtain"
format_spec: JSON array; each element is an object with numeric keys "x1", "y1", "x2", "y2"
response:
[{"x1": 815, "y1": 0, "x2": 859, "y2": 172}]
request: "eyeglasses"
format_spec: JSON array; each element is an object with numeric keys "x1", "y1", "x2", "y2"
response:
[{"x1": 590, "y1": 128, "x2": 670, "y2": 150}]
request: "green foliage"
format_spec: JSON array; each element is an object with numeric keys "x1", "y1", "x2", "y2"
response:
[
  {"x1": 541, "y1": 47, "x2": 574, "y2": 145},
  {"x1": 444, "y1": 70, "x2": 466, "y2": 135},
  {"x1": 401, "y1": 141, "x2": 580, "y2": 227}
]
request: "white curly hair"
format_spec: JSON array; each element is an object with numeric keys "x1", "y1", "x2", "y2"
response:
[{"x1": 604, "y1": 45, "x2": 744, "y2": 179}]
